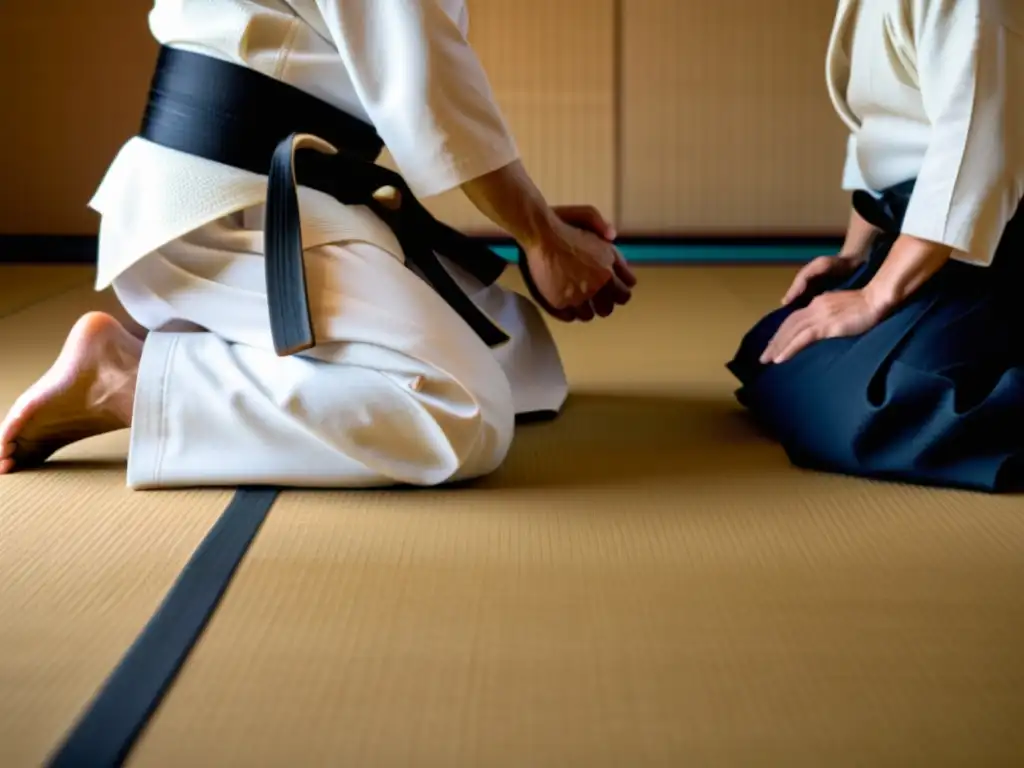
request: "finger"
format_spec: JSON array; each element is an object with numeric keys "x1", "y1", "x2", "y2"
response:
[
  {"x1": 552, "y1": 270, "x2": 589, "y2": 308},
  {"x1": 591, "y1": 284, "x2": 617, "y2": 318},
  {"x1": 612, "y1": 251, "x2": 637, "y2": 288},
  {"x1": 522, "y1": 261, "x2": 577, "y2": 317},
  {"x1": 552, "y1": 265, "x2": 601, "y2": 314},
  {"x1": 781, "y1": 259, "x2": 828, "y2": 305},
  {"x1": 590, "y1": 265, "x2": 632, "y2": 307},
  {"x1": 554, "y1": 205, "x2": 617, "y2": 240},
  {"x1": 556, "y1": 205, "x2": 614, "y2": 238},
  {"x1": 781, "y1": 274, "x2": 810, "y2": 306},
  {"x1": 606, "y1": 274, "x2": 633, "y2": 306},
  {"x1": 773, "y1": 325, "x2": 822, "y2": 364},
  {"x1": 564, "y1": 272, "x2": 609, "y2": 307},
  {"x1": 760, "y1": 309, "x2": 813, "y2": 364},
  {"x1": 547, "y1": 291, "x2": 571, "y2": 310},
  {"x1": 760, "y1": 314, "x2": 799, "y2": 363},
  {"x1": 573, "y1": 300, "x2": 596, "y2": 323}
]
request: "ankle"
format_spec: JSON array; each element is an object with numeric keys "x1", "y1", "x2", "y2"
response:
[
  {"x1": 103, "y1": 369, "x2": 137, "y2": 427},
  {"x1": 109, "y1": 389, "x2": 135, "y2": 428},
  {"x1": 85, "y1": 358, "x2": 137, "y2": 426}
]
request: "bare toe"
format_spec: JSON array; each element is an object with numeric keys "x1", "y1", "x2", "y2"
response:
[{"x1": 0, "y1": 312, "x2": 140, "y2": 473}]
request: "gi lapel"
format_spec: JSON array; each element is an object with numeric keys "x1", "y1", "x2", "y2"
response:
[{"x1": 825, "y1": 0, "x2": 862, "y2": 132}]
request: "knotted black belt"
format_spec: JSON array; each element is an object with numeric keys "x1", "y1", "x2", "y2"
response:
[{"x1": 139, "y1": 45, "x2": 512, "y2": 355}]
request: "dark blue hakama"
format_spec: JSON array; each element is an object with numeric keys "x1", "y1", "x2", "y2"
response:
[{"x1": 727, "y1": 180, "x2": 1024, "y2": 492}]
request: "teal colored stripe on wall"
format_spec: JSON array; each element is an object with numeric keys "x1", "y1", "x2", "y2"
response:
[{"x1": 490, "y1": 244, "x2": 827, "y2": 264}]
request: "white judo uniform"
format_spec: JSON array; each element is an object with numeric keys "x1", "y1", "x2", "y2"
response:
[
  {"x1": 828, "y1": 0, "x2": 1024, "y2": 266},
  {"x1": 91, "y1": 0, "x2": 568, "y2": 489}
]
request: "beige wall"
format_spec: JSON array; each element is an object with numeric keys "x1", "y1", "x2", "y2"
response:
[
  {"x1": 0, "y1": 0, "x2": 848, "y2": 237},
  {"x1": 620, "y1": 0, "x2": 849, "y2": 234},
  {"x1": 405, "y1": 0, "x2": 617, "y2": 234},
  {"x1": 0, "y1": 2, "x2": 157, "y2": 236}
]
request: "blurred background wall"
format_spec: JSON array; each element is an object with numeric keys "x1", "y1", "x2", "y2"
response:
[{"x1": 0, "y1": 0, "x2": 850, "y2": 238}]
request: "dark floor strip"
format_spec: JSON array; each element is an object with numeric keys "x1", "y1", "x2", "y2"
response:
[{"x1": 47, "y1": 487, "x2": 281, "y2": 768}]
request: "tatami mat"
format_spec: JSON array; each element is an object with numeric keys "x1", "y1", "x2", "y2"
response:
[{"x1": 1, "y1": 266, "x2": 1022, "y2": 766}]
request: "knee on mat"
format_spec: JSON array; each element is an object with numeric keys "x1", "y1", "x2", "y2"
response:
[
  {"x1": 375, "y1": 374, "x2": 515, "y2": 487},
  {"x1": 751, "y1": 387, "x2": 866, "y2": 471},
  {"x1": 406, "y1": 411, "x2": 513, "y2": 486},
  {"x1": 441, "y1": 393, "x2": 516, "y2": 484}
]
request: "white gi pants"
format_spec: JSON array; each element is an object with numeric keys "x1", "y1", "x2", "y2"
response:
[{"x1": 111, "y1": 209, "x2": 567, "y2": 489}]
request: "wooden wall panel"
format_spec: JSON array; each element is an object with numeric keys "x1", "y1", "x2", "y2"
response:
[
  {"x1": 0, "y1": 0, "x2": 849, "y2": 238},
  {"x1": 620, "y1": 0, "x2": 850, "y2": 234},
  {"x1": 387, "y1": 0, "x2": 617, "y2": 234},
  {"x1": 0, "y1": 1, "x2": 156, "y2": 236}
]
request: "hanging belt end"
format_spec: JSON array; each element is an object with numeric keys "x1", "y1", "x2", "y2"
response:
[
  {"x1": 270, "y1": 314, "x2": 316, "y2": 357},
  {"x1": 273, "y1": 338, "x2": 316, "y2": 357}
]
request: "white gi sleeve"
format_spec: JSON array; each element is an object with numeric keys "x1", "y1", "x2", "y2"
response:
[
  {"x1": 901, "y1": 0, "x2": 1024, "y2": 266},
  {"x1": 842, "y1": 133, "x2": 870, "y2": 191},
  {"x1": 315, "y1": 0, "x2": 520, "y2": 198}
]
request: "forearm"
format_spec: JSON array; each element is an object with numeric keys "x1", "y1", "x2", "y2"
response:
[
  {"x1": 863, "y1": 234, "x2": 953, "y2": 312},
  {"x1": 839, "y1": 207, "x2": 880, "y2": 261},
  {"x1": 460, "y1": 159, "x2": 558, "y2": 249},
  {"x1": 319, "y1": 0, "x2": 521, "y2": 198}
]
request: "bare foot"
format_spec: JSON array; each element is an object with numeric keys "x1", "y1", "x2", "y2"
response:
[{"x1": 0, "y1": 312, "x2": 141, "y2": 473}]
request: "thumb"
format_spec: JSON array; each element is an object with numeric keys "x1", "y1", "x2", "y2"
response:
[
  {"x1": 781, "y1": 257, "x2": 829, "y2": 305},
  {"x1": 613, "y1": 250, "x2": 637, "y2": 287},
  {"x1": 554, "y1": 205, "x2": 617, "y2": 240},
  {"x1": 781, "y1": 276, "x2": 807, "y2": 306}
]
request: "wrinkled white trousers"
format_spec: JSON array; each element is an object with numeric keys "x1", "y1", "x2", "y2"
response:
[{"x1": 111, "y1": 208, "x2": 567, "y2": 489}]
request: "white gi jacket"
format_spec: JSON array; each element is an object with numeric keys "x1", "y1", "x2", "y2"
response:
[
  {"x1": 826, "y1": 0, "x2": 1024, "y2": 266},
  {"x1": 89, "y1": 0, "x2": 519, "y2": 289}
]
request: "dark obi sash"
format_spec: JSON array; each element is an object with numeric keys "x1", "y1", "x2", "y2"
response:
[
  {"x1": 139, "y1": 46, "x2": 544, "y2": 357},
  {"x1": 727, "y1": 179, "x2": 1024, "y2": 493}
]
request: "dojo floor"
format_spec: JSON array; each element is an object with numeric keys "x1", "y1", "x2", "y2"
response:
[{"x1": 2, "y1": 263, "x2": 1023, "y2": 767}]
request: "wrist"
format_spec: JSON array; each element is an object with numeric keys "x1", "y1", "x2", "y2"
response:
[
  {"x1": 860, "y1": 277, "x2": 899, "y2": 317},
  {"x1": 837, "y1": 234, "x2": 874, "y2": 263},
  {"x1": 861, "y1": 234, "x2": 953, "y2": 315},
  {"x1": 517, "y1": 206, "x2": 561, "y2": 253},
  {"x1": 837, "y1": 248, "x2": 868, "y2": 263},
  {"x1": 839, "y1": 207, "x2": 880, "y2": 263},
  {"x1": 460, "y1": 159, "x2": 559, "y2": 250}
]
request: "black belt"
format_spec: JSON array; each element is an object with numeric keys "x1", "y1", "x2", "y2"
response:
[
  {"x1": 853, "y1": 179, "x2": 1024, "y2": 282},
  {"x1": 851, "y1": 179, "x2": 917, "y2": 236},
  {"x1": 139, "y1": 45, "x2": 511, "y2": 355}
]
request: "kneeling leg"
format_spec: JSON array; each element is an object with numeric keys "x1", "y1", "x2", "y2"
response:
[{"x1": 127, "y1": 331, "x2": 515, "y2": 489}]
